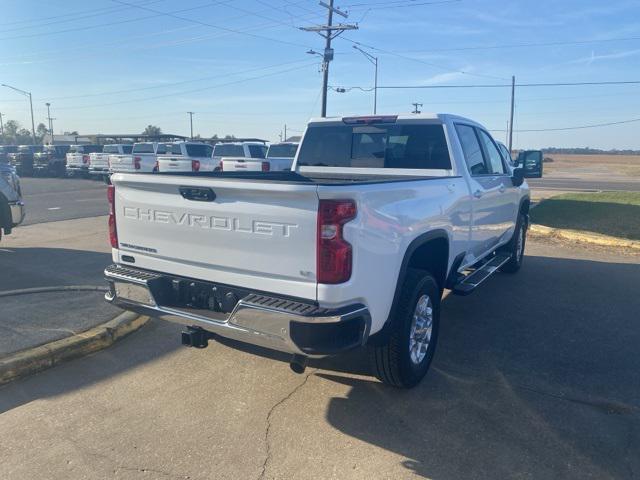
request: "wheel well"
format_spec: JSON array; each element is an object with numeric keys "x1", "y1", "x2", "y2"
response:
[{"x1": 406, "y1": 237, "x2": 449, "y2": 290}]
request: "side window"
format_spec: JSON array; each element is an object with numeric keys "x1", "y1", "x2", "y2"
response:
[
  {"x1": 477, "y1": 130, "x2": 506, "y2": 174},
  {"x1": 455, "y1": 124, "x2": 487, "y2": 175}
]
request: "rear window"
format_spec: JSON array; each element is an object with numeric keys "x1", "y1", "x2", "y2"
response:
[
  {"x1": 170, "y1": 144, "x2": 183, "y2": 155},
  {"x1": 213, "y1": 144, "x2": 244, "y2": 157},
  {"x1": 133, "y1": 143, "x2": 155, "y2": 154},
  {"x1": 248, "y1": 144, "x2": 267, "y2": 158},
  {"x1": 297, "y1": 124, "x2": 451, "y2": 169},
  {"x1": 122, "y1": 145, "x2": 133, "y2": 154},
  {"x1": 186, "y1": 144, "x2": 213, "y2": 157},
  {"x1": 102, "y1": 145, "x2": 119, "y2": 154},
  {"x1": 82, "y1": 145, "x2": 102, "y2": 154},
  {"x1": 267, "y1": 144, "x2": 298, "y2": 158},
  {"x1": 156, "y1": 143, "x2": 170, "y2": 154}
]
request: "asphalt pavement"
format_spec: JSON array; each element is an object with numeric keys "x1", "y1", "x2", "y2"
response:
[
  {"x1": 19, "y1": 177, "x2": 108, "y2": 226},
  {"x1": 527, "y1": 177, "x2": 640, "y2": 192},
  {"x1": 0, "y1": 216, "x2": 121, "y2": 356},
  {"x1": 0, "y1": 238, "x2": 638, "y2": 480}
]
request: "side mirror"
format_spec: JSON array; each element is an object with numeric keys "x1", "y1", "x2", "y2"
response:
[{"x1": 512, "y1": 167, "x2": 525, "y2": 187}]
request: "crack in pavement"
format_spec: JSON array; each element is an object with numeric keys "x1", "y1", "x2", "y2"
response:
[{"x1": 258, "y1": 370, "x2": 316, "y2": 480}]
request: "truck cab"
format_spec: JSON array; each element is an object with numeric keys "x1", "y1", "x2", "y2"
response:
[
  {"x1": 34, "y1": 145, "x2": 71, "y2": 177},
  {"x1": 157, "y1": 142, "x2": 215, "y2": 173},
  {"x1": 214, "y1": 142, "x2": 268, "y2": 172},
  {"x1": 9, "y1": 145, "x2": 43, "y2": 177},
  {"x1": 66, "y1": 144, "x2": 103, "y2": 178}
]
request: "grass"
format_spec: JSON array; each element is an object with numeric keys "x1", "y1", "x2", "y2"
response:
[{"x1": 530, "y1": 192, "x2": 640, "y2": 241}]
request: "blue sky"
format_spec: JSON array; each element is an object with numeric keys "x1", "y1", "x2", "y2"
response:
[{"x1": 0, "y1": 0, "x2": 639, "y2": 148}]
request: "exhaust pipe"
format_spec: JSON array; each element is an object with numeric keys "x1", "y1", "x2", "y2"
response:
[{"x1": 289, "y1": 354, "x2": 308, "y2": 374}]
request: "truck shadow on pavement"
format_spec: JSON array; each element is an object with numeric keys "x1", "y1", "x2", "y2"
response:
[
  {"x1": 1, "y1": 250, "x2": 639, "y2": 479},
  {"x1": 316, "y1": 254, "x2": 640, "y2": 479}
]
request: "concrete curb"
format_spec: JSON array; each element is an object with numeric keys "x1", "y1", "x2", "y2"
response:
[
  {"x1": 0, "y1": 285, "x2": 107, "y2": 298},
  {"x1": 530, "y1": 224, "x2": 640, "y2": 250},
  {"x1": 0, "y1": 312, "x2": 149, "y2": 387}
]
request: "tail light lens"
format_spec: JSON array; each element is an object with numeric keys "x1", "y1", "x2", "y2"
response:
[
  {"x1": 192, "y1": 160, "x2": 200, "y2": 172},
  {"x1": 107, "y1": 185, "x2": 118, "y2": 248},
  {"x1": 317, "y1": 199, "x2": 356, "y2": 284},
  {"x1": 134, "y1": 156, "x2": 141, "y2": 170},
  {"x1": 153, "y1": 160, "x2": 159, "y2": 173},
  {"x1": 82, "y1": 154, "x2": 89, "y2": 164},
  {"x1": 261, "y1": 161, "x2": 270, "y2": 172}
]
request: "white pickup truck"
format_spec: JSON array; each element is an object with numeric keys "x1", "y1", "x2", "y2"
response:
[
  {"x1": 66, "y1": 144, "x2": 103, "y2": 178},
  {"x1": 109, "y1": 142, "x2": 171, "y2": 175},
  {"x1": 222, "y1": 142, "x2": 297, "y2": 172},
  {"x1": 89, "y1": 144, "x2": 133, "y2": 181},
  {"x1": 157, "y1": 142, "x2": 215, "y2": 173},
  {"x1": 105, "y1": 114, "x2": 530, "y2": 388},
  {"x1": 215, "y1": 142, "x2": 268, "y2": 172}
]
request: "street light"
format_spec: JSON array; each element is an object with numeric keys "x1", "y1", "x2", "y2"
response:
[
  {"x1": 2, "y1": 83, "x2": 36, "y2": 144},
  {"x1": 45, "y1": 102, "x2": 54, "y2": 144},
  {"x1": 352, "y1": 45, "x2": 378, "y2": 114}
]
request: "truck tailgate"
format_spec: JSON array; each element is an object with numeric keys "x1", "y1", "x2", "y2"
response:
[{"x1": 111, "y1": 174, "x2": 319, "y2": 300}]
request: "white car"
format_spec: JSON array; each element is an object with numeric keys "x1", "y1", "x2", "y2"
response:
[
  {"x1": 222, "y1": 142, "x2": 298, "y2": 172},
  {"x1": 66, "y1": 144, "x2": 103, "y2": 178},
  {"x1": 109, "y1": 142, "x2": 172, "y2": 174},
  {"x1": 89, "y1": 144, "x2": 133, "y2": 181},
  {"x1": 105, "y1": 113, "x2": 530, "y2": 388},
  {"x1": 214, "y1": 142, "x2": 268, "y2": 172},
  {"x1": 157, "y1": 142, "x2": 215, "y2": 172}
]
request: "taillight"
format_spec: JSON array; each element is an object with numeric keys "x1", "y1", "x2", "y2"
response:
[
  {"x1": 83, "y1": 154, "x2": 90, "y2": 164},
  {"x1": 107, "y1": 185, "x2": 118, "y2": 248},
  {"x1": 317, "y1": 199, "x2": 356, "y2": 284},
  {"x1": 153, "y1": 160, "x2": 159, "y2": 173},
  {"x1": 192, "y1": 160, "x2": 200, "y2": 172},
  {"x1": 134, "y1": 156, "x2": 142, "y2": 170},
  {"x1": 261, "y1": 161, "x2": 270, "y2": 172}
]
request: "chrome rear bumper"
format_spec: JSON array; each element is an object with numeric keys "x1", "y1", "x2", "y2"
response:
[
  {"x1": 104, "y1": 264, "x2": 370, "y2": 356},
  {"x1": 8, "y1": 201, "x2": 25, "y2": 226}
]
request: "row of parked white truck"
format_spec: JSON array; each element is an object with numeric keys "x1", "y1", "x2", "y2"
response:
[{"x1": 65, "y1": 141, "x2": 299, "y2": 181}]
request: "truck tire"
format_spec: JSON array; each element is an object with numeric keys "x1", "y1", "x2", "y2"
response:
[
  {"x1": 367, "y1": 269, "x2": 440, "y2": 388},
  {"x1": 500, "y1": 213, "x2": 527, "y2": 273}
]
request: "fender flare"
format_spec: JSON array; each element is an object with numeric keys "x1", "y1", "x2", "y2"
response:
[
  {"x1": 0, "y1": 191, "x2": 11, "y2": 231},
  {"x1": 367, "y1": 229, "x2": 450, "y2": 345}
]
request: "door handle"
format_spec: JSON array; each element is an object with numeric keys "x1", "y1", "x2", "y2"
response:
[
  {"x1": 473, "y1": 189, "x2": 483, "y2": 199},
  {"x1": 179, "y1": 186, "x2": 216, "y2": 202}
]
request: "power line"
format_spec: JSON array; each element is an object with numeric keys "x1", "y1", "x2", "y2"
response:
[
  {"x1": 334, "y1": 80, "x2": 640, "y2": 89},
  {"x1": 339, "y1": 37, "x2": 509, "y2": 81},
  {"x1": 397, "y1": 35, "x2": 640, "y2": 54},
  {"x1": 53, "y1": 61, "x2": 317, "y2": 110},
  {"x1": 0, "y1": 0, "x2": 164, "y2": 34},
  {"x1": 0, "y1": 0, "x2": 158, "y2": 27},
  {"x1": 346, "y1": 0, "x2": 462, "y2": 10},
  {"x1": 491, "y1": 117, "x2": 640, "y2": 133},
  {"x1": 110, "y1": 0, "x2": 313, "y2": 49},
  {"x1": 0, "y1": 1, "x2": 227, "y2": 41}
]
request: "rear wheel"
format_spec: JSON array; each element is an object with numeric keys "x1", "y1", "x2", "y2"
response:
[
  {"x1": 500, "y1": 213, "x2": 527, "y2": 273},
  {"x1": 367, "y1": 269, "x2": 440, "y2": 388}
]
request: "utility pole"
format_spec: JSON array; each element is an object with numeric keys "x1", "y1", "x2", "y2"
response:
[
  {"x1": 187, "y1": 111, "x2": 194, "y2": 139},
  {"x1": 412, "y1": 102, "x2": 423, "y2": 114},
  {"x1": 300, "y1": 1, "x2": 358, "y2": 117},
  {"x1": 45, "y1": 103, "x2": 54, "y2": 144},
  {"x1": 0, "y1": 112, "x2": 4, "y2": 136},
  {"x1": 353, "y1": 45, "x2": 378, "y2": 114},
  {"x1": 284, "y1": 124, "x2": 287, "y2": 142},
  {"x1": 508, "y1": 75, "x2": 515, "y2": 153}
]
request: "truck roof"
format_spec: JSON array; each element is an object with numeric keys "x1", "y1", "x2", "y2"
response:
[{"x1": 308, "y1": 113, "x2": 482, "y2": 126}]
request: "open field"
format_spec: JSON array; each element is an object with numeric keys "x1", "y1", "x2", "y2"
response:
[{"x1": 543, "y1": 154, "x2": 640, "y2": 177}]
